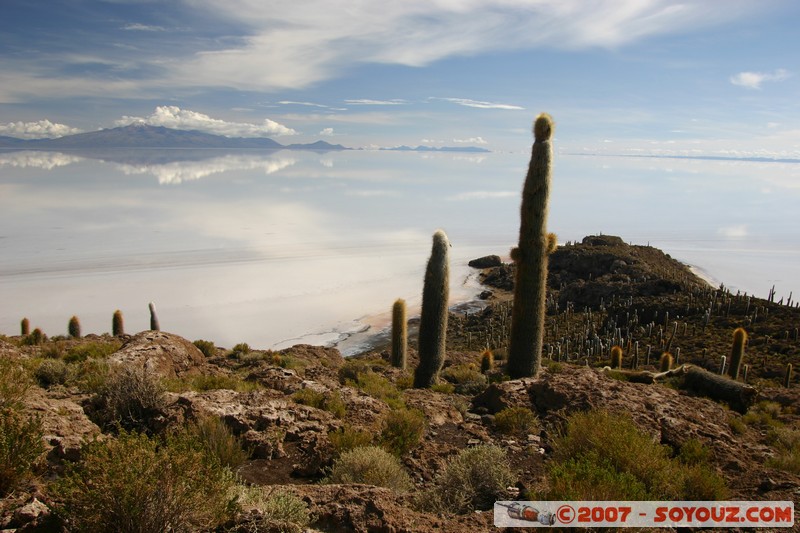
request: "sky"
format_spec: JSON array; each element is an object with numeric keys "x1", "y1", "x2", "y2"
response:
[{"x1": 1, "y1": 0, "x2": 799, "y2": 155}]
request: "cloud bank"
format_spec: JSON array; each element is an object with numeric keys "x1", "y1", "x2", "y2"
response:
[
  {"x1": 0, "y1": 119, "x2": 83, "y2": 140},
  {"x1": 730, "y1": 69, "x2": 790, "y2": 89},
  {"x1": 175, "y1": 0, "x2": 768, "y2": 91},
  {"x1": 115, "y1": 106, "x2": 297, "y2": 137}
]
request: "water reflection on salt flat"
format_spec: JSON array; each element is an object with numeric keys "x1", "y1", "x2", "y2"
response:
[{"x1": 0, "y1": 148, "x2": 798, "y2": 352}]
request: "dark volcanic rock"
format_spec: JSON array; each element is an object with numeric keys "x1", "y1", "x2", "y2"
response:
[{"x1": 468, "y1": 255, "x2": 502, "y2": 269}]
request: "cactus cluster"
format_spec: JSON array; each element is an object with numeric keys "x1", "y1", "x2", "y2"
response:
[{"x1": 507, "y1": 113, "x2": 555, "y2": 379}]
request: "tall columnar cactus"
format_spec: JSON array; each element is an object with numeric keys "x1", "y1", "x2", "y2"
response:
[
  {"x1": 148, "y1": 302, "x2": 160, "y2": 331},
  {"x1": 413, "y1": 230, "x2": 450, "y2": 388},
  {"x1": 20, "y1": 317, "x2": 30, "y2": 336},
  {"x1": 785, "y1": 363, "x2": 793, "y2": 388},
  {"x1": 727, "y1": 327, "x2": 747, "y2": 380},
  {"x1": 508, "y1": 113, "x2": 555, "y2": 379},
  {"x1": 112, "y1": 310, "x2": 125, "y2": 337},
  {"x1": 68, "y1": 316, "x2": 81, "y2": 339},
  {"x1": 610, "y1": 345, "x2": 623, "y2": 369},
  {"x1": 391, "y1": 298, "x2": 407, "y2": 370}
]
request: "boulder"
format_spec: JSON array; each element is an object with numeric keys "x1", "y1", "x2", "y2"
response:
[
  {"x1": 109, "y1": 331, "x2": 206, "y2": 378},
  {"x1": 468, "y1": 255, "x2": 503, "y2": 269}
]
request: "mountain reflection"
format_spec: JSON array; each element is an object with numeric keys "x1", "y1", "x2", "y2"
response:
[{"x1": 0, "y1": 148, "x2": 300, "y2": 184}]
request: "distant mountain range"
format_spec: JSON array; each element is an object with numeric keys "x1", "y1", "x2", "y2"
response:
[
  {"x1": 0, "y1": 124, "x2": 349, "y2": 151},
  {"x1": 380, "y1": 145, "x2": 490, "y2": 153},
  {"x1": 0, "y1": 124, "x2": 491, "y2": 153}
]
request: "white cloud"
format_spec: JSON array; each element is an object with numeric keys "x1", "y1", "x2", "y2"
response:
[
  {"x1": 0, "y1": 119, "x2": 83, "y2": 139},
  {"x1": 115, "y1": 106, "x2": 297, "y2": 137},
  {"x1": 122, "y1": 23, "x2": 165, "y2": 31},
  {"x1": 447, "y1": 190, "x2": 517, "y2": 201},
  {"x1": 116, "y1": 153, "x2": 297, "y2": 184},
  {"x1": 278, "y1": 101, "x2": 347, "y2": 111},
  {"x1": 319, "y1": 128, "x2": 335, "y2": 136},
  {"x1": 730, "y1": 69, "x2": 790, "y2": 89},
  {"x1": 718, "y1": 225, "x2": 748, "y2": 238},
  {"x1": 0, "y1": 151, "x2": 84, "y2": 169},
  {"x1": 345, "y1": 99, "x2": 407, "y2": 105},
  {"x1": 439, "y1": 98, "x2": 523, "y2": 110},
  {"x1": 174, "y1": 0, "x2": 767, "y2": 92},
  {"x1": 453, "y1": 136, "x2": 488, "y2": 144}
]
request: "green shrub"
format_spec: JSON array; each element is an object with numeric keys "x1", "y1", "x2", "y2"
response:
[
  {"x1": 420, "y1": 445, "x2": 515, "y2": 514},
  {"x1": 231, "y1": 343, "x2": 251, "y2": 358},
  {"x1": 187, "y1": 415, "x2": 249, "y2": 470},
  {"x1": 325, "y1": 445, "x2": 412, "y2": 491},
  {"x1": 292, "y1": 388, "x2": 346, "y2": 419},
  {"x1": 678, "y1": 437, "x2": 711, "y2": 465},
  {"x1": 742, "y1": 401, "x2": 783, "y2": 429},
  {"x1": 35, "y1": 358, "x2": 69, "y2": 387},
  {"x1": 349, "y1": 371, "x2": 404, "y2": 409},
  {"x1": 64, "y1": 341, "x2": 121, "y2": 363},
  {"x1": 92, "y1": 365, "x2": 166, "y2": 432},
  {"x1": 494, "y1": 407, "x2": 539, "y2": 437},
  {"x1": 546, "y1": 451, "x2": 649, "y2": 500},
  {"x1": 681, "y1": 464, "x2": 729, "y2": 500},
  {"x1": 0, "y1": 357, "x2": 31, "y2": 410},
  {"x1": 379, "y1": 408, "x2": 425, "y2": 456},
  {"x1": 237, "y1": 486, "x2": 311, "y2": 532},
  {"x1": 431, "y1": 382, "x2": 455, "y2": 394},
  {"x1": 328, "y1": 425, "x2": 373, "y2": 456},
  {"x1": 54, "y1": 429, "x2": 237, "y2": 532},
  {"x1": 440, "y1": 363, "x2": 488, "y2": 394},
  {"x1": 766, "y1": 427, "x2": 800, "y2": 474},
  {"x1": 193, "y1": 339, "x2": 217, "y2": 358},
  {"x1": 0, "y1": 408, "x2": 44, "y2": 496},
  {"x1": 547, "y1": 409, "x2": 728, "y2": 500},
  {"x1": 69, "y1": 358, "x2": 110, "y2": 394}
]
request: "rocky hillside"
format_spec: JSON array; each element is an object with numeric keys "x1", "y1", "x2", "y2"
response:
[{"x1": 1, "y1": 236, "x2": 798, "y2": 532}]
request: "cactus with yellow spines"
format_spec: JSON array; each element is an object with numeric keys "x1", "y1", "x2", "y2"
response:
[
  {"x1": 610, "y1": 345, "x2": 623, "y2": 369},
  {"x1": 727, "y1": 327, "x2": 747, "y2": 380},
  {"x1": 391, "y1": 299, "x2": 407, "y2": 370},
  {"x1": 480, "y1": 349, "x2": 494, "y2": 373},
  {"x1": 660, "y1": 352, "x2": 673, "y2": 372},
  {"x1": 414, "y1": 230, "x2": 450, "y2": 388},
  {"x1": 68, "y1": 316, "x2": 81, "y2": 339},
  {"x1": 508, "y1": 113, "x2": 555, "y2": 378},
  {"x1": 112, "y1": 310, "x2": 125, "y2": 337}
]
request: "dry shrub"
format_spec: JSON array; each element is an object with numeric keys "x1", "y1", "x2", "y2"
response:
[
  {"x1": 418, "y1": 445, "x2": 515, "y2": 514},
  {"x1": 54, "y1": 429, "x2": 237, "y2": 532},
  {"x1": 92, "y1": 365, "x2": 166, "y2": 433},
  {"x1": 0, "y1": 408, "x2": 44, "y2": 496},
  {"x1": 325, "y1": 446, "x2": 412, "y2": 492}
]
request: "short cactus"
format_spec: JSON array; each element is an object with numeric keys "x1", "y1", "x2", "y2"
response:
[
  {"x1": 20, "y1": 317, "x2": 30, "y2": 336},
  {"x1": 508, "y1": 113, "x2": 555, "y2": 379},
  {"x1": 68, "y1": 316, "x2": 81, "y2": 339},
  {"x1": 785, "y1": 363, "x2": 793, "y2": 388},
  {"x1": 727, "y1": 327, "x2": 747, "y2": 380},
  {"x1": 480, "y1": 349, "x2": 494, "y2": 373},
  {"x1": 112, "y1": 310, "x2": 125, "y2": 337},
  {"x1": 148, "y1": 302, "x2": 160, "y2": 331},
  {"x1": 610, "y1": 345, "x2": 623, "y2": 369},
  {"x1": 390, "y1": 298, "x2": 407, "y2": 370},
  {"x1": 413, "y1": 230, "x2": 450, "y2": 388},
  {"x1": 29, "y1": 328, "x2": 45, "y2": 345},
  {"x1": 659, "y1": 352, "x2": 673, "y2": 372}
]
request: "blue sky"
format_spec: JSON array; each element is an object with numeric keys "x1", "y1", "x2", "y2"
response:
[{"x1": 1, "y1": 0, "x2": 798, "y2": 154}]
